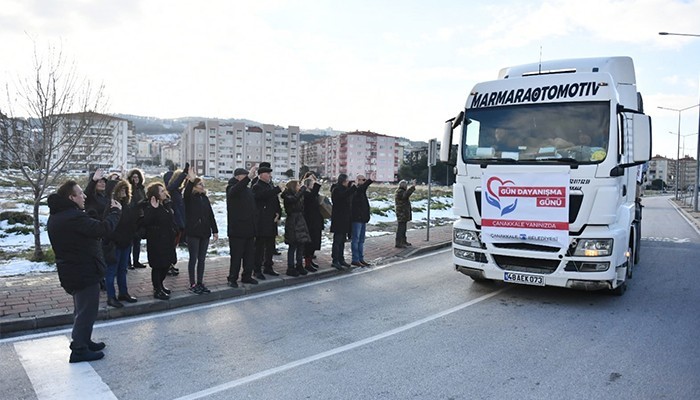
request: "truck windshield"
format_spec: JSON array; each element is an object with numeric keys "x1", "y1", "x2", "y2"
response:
[{"x1": 461, "y1": 101, "x2": 610, "y2": 163}]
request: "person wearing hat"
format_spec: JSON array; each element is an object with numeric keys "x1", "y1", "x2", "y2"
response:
[
  {"x1": 252, "y1": 162, "x2": 284, "y2": 279},
  {"x1": 226, "y1": 165, "x2": 259, "y2": 287}
]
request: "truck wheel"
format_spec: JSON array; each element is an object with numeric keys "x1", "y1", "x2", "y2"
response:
[{"x1": 611, "y1": 281, "x2": 627, "y2": 296}]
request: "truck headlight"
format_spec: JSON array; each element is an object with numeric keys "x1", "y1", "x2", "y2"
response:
[
  {"x1": 571, "y1": 239, "x2": 613, "y2": 257},
  {"x1": 454, "y1": 228, "x2": 481, "y2": 248}
]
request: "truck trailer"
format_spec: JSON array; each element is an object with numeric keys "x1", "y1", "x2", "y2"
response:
[{"x1": 440, "y1": 57, "x2": 651, "y2": 295}]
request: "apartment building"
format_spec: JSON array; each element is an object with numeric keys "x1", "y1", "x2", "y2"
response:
[
  {"x1": 56, "y1": 112, "x2": 133, "y2": 171},
  {"x1": 649, "y1": 154, "x2": 698, "y2": 190},
  {"x1": 181, "y1": 120, "x2": 300, "y2": 179},
  {"x1": 301, "y1": 131, "x2": 402, "y2": 182}
]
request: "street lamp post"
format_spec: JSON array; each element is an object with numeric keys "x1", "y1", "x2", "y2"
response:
[
  {"x1": 659, "y1": 31, "x2": 700, "y2": 211},
  {"x1": 658, "y1": 105, "x2": 699, "y2": 199}
]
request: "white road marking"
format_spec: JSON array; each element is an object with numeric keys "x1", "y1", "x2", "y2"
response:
[
  {"x1": 0, "y1": 249, "x2": 452, "y2": 345},
  {"x1": 172, "y1": 288, "x2": 508, "y2": 400},
  {"x1": 13, "y1": 336, "x2": 117, "y2": 400}
]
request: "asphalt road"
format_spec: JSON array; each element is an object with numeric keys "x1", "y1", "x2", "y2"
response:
[{"x1": 1, "y1": 196, "x2": 698, "y2": 399}]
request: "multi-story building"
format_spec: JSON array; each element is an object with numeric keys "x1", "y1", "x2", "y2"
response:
[
  {"x1": 160, "y1": 142, "x2": 181, "y2": 167},
  {"x1": 56, "y1": 112, "x2": 133, "y2": 171},
  {"x1": 649, "y1": 154, "x2": 698, "y2": 190},
  {"x1": 181, "y1": 120, "x2": 300, "y2": 179},
  {"x1": 301, "y1": 130, "x2": 402, "y2": 182},
  {"x1": 647, "y1": 155, "x2": 670, "y2": 186}
]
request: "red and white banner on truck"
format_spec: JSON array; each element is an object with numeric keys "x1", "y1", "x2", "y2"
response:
[{"x1": 481, "y1": 172, "x2": 569, "y2": 247}]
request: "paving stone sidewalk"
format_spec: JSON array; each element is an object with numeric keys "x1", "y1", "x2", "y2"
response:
[{"x1": 0, "y1": 224, "x2": 453, "y2": 336}]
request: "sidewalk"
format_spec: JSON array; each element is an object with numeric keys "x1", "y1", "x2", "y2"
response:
[{"x1": 0, "y1": 224, "x2": 453, "y2": 337}]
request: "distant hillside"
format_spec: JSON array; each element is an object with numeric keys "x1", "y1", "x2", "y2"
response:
[{"x1": 113, "y1": 114, "x2": 263, "y2": 135}]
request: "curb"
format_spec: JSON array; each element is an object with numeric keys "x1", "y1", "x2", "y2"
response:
[{"x1": 1, "y1": 242, "x2": 452, "y2": 337}]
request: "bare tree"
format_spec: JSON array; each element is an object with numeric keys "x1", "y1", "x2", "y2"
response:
[{"x1": 0, "y1": 44, "x2": 109, "y2": 260}]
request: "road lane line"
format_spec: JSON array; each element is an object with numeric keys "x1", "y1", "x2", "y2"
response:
[
  {"x1": 0, "y1": 249, "x2": 451, "y2": 345},
  {"x1": 13, "y1": 336, "x2": 117, "y2": 400},
  {"x1": 173, "y1": 287, "x2": 508, "y2": 400}
]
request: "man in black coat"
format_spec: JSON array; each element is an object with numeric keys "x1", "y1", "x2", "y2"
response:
[
  {"x1": 350, "y1": 174, "x2": 373, "y2": 267},
  {"x1": 330, "y1": 173, "x2": 357, "y2": 270},
  {"x1": 252, "y1": 164, "x2": 284, "y2": 279},
  {"x1": 226, "y1": 166, "x2": 259, "y2": 287},
  {"x1": 47, "y1": 180, "x2": 122, "y2": 363}
]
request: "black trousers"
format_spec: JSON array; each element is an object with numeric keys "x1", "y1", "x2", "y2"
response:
[
  {"x1": 151, "y1": 267, "x2": 168, "y2": 291},
  {"x1": 254, "y1": 236, "x2": 275, "y2": 273},
  {"x1": 187, "y1": 235, "x2": 210, "y2": 285},
  {"x1": 229, "y1": 237, "x2": 255, "y2": 282},
  {"x1": 71, "y1": 283, "x2": 100, "y2": 350},
  {"x1": 132, "y1": 237, "x2": 142, "y2": 265}
]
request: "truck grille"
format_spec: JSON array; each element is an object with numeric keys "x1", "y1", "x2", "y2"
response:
[
  {"x1": 492, "y1": 243, "x2": 561, "y2": 252},
  {"x1": 492, "y1": 255, "x2": 560, "y2": 274}
]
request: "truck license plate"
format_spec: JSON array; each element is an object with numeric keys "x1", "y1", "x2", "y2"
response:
[{"x1": 503, "y1": 272, "x2": 545, "y2": 286}]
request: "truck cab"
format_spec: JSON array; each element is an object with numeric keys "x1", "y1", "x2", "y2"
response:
[{"x1": 441, "y1": 57, "x2": 651, "y2": 295}]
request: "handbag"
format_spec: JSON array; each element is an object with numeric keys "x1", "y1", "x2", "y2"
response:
[{"x1": 318, "y1": 194, "x2": 332, "y2": 219}]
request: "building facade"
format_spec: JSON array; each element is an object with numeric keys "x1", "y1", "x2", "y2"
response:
[
  {"x1": 649, "y1": 154, "x2": 698, "y2": 190},
  {"x1": 180, "y1": 120, "x2": 300, "y2": 178},
  {"x1": 301, "y1": 130, "x2": 402, "y2": 182}
]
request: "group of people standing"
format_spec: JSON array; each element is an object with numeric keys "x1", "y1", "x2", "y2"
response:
[{"x1": 47, "y1": 162, "x2": 417, "y2": 363}]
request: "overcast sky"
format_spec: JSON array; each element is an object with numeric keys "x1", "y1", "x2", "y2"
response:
[{"x1": 1, "y1": 0, "x2": 700, "y2": 158}]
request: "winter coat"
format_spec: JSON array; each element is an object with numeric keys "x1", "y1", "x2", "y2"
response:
[
  {"x1": 252, "y1": 179, "x2": 282, "y2": 238},
  {"x1": 47, "y1": 193, "x2": 121, "y2": 294},
  {"x1": 142, "y1": 202, "x2": 177, "y2": 270},
  {"x1": 351, "y1": 179, "x2": 373, "y2": 223},
  {"x1": 303, "y1": 182, "x2": 324, "y2": 251},
  {"x1": 395, "y1": 185, "x2": 416, "y2": 223},
  {"x1": 128, "y1": 169, "x2": 146, "y2": 205},
  {"x1": 330, "y1": 184, "x2": 356, "y2": 234},
  {"x1": 283, "y1": 188, "x2": 311, "y2": 244},
  {"x1": 85, "y1": 177, "x2": 117, "y2": 220},
  {"x1": 166, "y1": 170, "x2": 187, "y2": 230},
  {"x1": 184, "y1": 180, "x2": 218, "y2": 239},
  {"x1": 226, "y1": 176, "x2": 257, "y2": 238},
  {"x1": 105, "y1": 199, "x2": 140, "y2": 248}
]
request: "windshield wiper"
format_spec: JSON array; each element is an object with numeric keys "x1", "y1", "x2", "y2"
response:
[
  {"x1": 536, "y1": 157, "x2": 580, "y2": 168},
  {"x1": 470, "y1": 158, "x2": 519, "y2": 167}
]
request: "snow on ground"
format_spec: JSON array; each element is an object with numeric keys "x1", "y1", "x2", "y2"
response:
[{"x1": 1, "y1": 186, "x2": 455, "y2": 277}]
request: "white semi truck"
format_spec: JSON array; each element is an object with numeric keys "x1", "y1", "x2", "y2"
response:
[{"x1": 440, "y1": 57, "x2": 651, "y2": 295}]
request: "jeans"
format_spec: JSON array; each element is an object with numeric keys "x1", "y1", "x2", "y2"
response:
[
  {"x1": 105, "y1": 244, "x2": 132, "y2": 299},
  {"x1": 287, "y1": 243, "x2": 304, "y2": 267},
  {"x1": 332, "y1": 231, "x2": 347, "y2": 263},
  {"x1": 351, "y1": 222, "x2": 366, "y2": 263},
  {"x1": 187, "y1": 235, "x2": 210, "y2": 285}
]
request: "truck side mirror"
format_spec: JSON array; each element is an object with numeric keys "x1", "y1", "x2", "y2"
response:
[
  {"x1": 441, "y1": 111, "x2": 463, "y2": 163},
  {"x1": 632, "y1": 114, "x2": 652, "y2": 163}
]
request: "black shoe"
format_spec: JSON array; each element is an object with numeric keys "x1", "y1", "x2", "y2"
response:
[
  {"x1": 305, "y1": 264, "x2": 318, "y2": 273},
  {"x1": 405, "y1": 242, "x2": 412, "y2": 246},
  {"x1": 241, "y1": 276, "x2": 259, "y2": 285},
  {"x1": 153, "y1": 290, "x2": 170, "y2": 300},
  {"x1": 134, "y1": 262, "x2": 147, "y2": 269},
  {"x1": 264, "y1": 268, "x2": 280, "y2": 276},
  {"x1": 331, "y1": 262, "x2": 344, "y2": 271},
  {"x1": 360, "y1": 260, "x2": 372, "y2": 267},
  {"x1": 161, "y1": 286, "x2": 171, "y2": 295},
  {"x1": 254, "y1": 272, "x2": 267, "y2": 280},
  {"x1": 351, "y1": 261, "x2": 363, "y2": 267},
  {"x1": 286, "y1": 267, "x2": 300, "y2": 277},
  {"x1": 69, "y1": 349, "x2": 104, "y2": 363},
  {"x1": 88, "y1": 341, "x2": 106, "y2": 351},
  {"x1": 228, "y1": 280, "x2": 239, "y2": 288},
  {"x1": 128, "y1": 265, "x2": 135, "y2": 270},
  {"x1": 296, "y1": 265, "x2": 308, "y2": 275},
  {"x1": 117, "y1": 294, "x2": 138, "y2": 303},
  {"x1": 167, "y1": 267, "x2": 179, "y2": 276},
  {"x1": 107, "y1": 297, "x2": 124, "y2": 308},
  {"x1": 340, "y1": 261, "x2": 352, "y2": 268},
  {"x1": 395, "y1": 243, "x2": 407, "y2": 248},
  {"x1": 310, "y1": 261, "x2": 320, "y2": 269},
  {"x1": 274, "y1": 249, "x2": 282, "y2": 255},
  {"x1": 197, "y1": 283, "x2": 211, "y2": 294}
]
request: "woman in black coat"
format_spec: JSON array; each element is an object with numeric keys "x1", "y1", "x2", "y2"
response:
[
  {"x1": 103, "y1": 180, "x2": 140, "y2": 308},
  {"x1": 330, "y1": 174, "x2": 356, "y2": 270},
  {"x1": 302, "y1": 173, "x2": 323, "y2": 270},
  {"x1": 282, "y1": 180, "x2": 311, "y2": 276},
  {"x1": 183, "y1": 169, "x2": 218, "y2": 294},
  {"x1": 142, "y1": 182, "x2": 177, "y2": 300}
]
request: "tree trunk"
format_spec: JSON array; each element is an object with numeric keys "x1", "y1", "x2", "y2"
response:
[{"x1": 32, "y1": 196, "x2": 44, "y2": 261}]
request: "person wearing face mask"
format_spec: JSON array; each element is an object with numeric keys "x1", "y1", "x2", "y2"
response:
[{"x1": 183, "y1": 168, "x2": 219, "y2": 294}]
